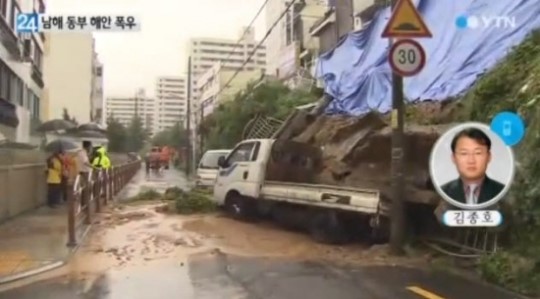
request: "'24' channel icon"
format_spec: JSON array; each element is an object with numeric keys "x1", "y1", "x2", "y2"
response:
[{"x1": 16, "y1": 13, "x2": 40, "y2": 33}]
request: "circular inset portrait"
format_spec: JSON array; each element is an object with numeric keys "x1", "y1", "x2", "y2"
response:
[{"x1": 429, "y1": 122, "x2": 515, "y2": 210}]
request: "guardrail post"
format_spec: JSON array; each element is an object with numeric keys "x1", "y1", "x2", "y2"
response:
[
  {"x1": 83, "y1": 172, "x2": 92, "y2": 225},
  {"x1": 66, "y1": 182, "x2": 77, "y2": 247},
  {"x1": 121, "y1": 166, "x2": 126, "y2": 187},
  {"x1": 110, "y1": 168, "x2": 114, "y2": 200},
  {"x1": 103, "y1": 169, "x2": 109, "y2": 205},
  {"x1": 95, "y1": 170, "x2": 102, "y2": 213},
  {"x1": 115, "y1": 167, "x2": 120, "y2": 194}
]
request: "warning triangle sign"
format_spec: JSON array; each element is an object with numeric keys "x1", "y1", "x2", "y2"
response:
[{"x1": 381, "y1": 0, "x2": 432, "y2": 38}]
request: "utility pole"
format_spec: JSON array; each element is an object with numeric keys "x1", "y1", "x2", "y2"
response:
[
  {"x1": 389, "y1": 0, "x2": 406, "y2": 255},
  {"x1": 186, "y1": 56, "x2": 192, "y2": 176}
]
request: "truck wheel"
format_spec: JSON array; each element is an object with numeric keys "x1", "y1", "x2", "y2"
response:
[
  {"x1": 369, "y1": 216, "x2": 390, "y2": 244},
  {"x1": 225, "y1": 193, "x2": 256, "y2": 221},
  {"x1": 309, "y1": 211, "x2": 350, "y2": 245}
]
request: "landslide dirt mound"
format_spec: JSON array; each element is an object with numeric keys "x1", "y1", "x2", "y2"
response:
[{"x1": 290, "y1": 110, "x2": 455, "y2": 205}]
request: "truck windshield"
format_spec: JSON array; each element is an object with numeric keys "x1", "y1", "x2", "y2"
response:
[{"x1": 199, "y1": 151, "x2": 228, "y2": 169}]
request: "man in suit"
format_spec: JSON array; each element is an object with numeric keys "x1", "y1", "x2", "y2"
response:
[{"x1": 440, "y1": 127, "x2": 505, "y2": 206}]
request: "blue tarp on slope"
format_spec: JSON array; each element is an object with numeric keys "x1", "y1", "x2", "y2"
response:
[{"x1": 316, "y1": 0, "x2": 540, "y2": 115}]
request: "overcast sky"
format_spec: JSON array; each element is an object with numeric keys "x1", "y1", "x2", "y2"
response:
[{"x1": 46, "y1": 0, "x2": 266, "y2": 98}]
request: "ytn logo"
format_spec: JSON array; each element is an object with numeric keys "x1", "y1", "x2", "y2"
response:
[{"x1": 455, "y1": 15, "x2": 516, "y2": 29}]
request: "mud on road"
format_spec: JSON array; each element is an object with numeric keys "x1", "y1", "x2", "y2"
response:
[
  {"x1": 74, "y1": 201, "x2": 429, "y2": 270},
  {"x1": 0, "y1": 200, "x2": 521, "y2": 299}
]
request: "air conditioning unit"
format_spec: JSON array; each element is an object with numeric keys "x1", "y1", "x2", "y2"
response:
[{"x1": 354, "y1": 16, "x2": 363, "y2": 31}]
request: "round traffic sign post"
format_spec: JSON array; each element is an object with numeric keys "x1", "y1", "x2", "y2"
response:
[{"x1": 389, "y1": 39, "x2": 426, "y2": 77}]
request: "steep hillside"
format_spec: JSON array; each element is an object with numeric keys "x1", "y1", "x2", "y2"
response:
[
  {"x1": 285, "y1": 29, "x2": 540, "y2": 295},
  {"x1": 457, "y1": 30, "x2": 540, "y2": 295}
]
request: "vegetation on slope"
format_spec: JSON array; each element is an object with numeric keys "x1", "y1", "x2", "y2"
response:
[
  {"x1": 458, "y1": 30, "x2": 540, "y2": 295},
  {"x1": 199, "y1": 81, "x2": 322, "y2": 150}
]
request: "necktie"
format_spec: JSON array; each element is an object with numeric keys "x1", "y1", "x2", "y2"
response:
[{"x1": 467, "y1": 184, "x2": 478, "y2": 205}]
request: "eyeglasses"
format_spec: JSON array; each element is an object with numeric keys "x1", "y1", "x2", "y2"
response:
[{"x1": 454, "y1": 151, "x2": 488, "y2": 158}]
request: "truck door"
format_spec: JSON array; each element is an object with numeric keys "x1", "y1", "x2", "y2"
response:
[{"x1": 214, "y1": 141, "x2": 259, "y2": 202}]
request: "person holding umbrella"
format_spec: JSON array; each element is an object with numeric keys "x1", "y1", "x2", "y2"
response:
[
  {"x1": 46, "y1": 149, "x2": 64, "y2": 208},
  {"x1": 44, "y1": 138, "x2": 79, "y2": 204}
]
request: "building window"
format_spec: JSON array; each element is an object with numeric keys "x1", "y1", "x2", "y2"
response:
[
  {"x1": 0, "y1": 62, "x2": 10, "y2": 100},
  {"x1": 35, "y1": 0, "x2": 45, "y2": 13},
  {"x1": 32, "y1": 37, "x2": 43, "y2": 70},
  {"x1": 0, "y1": 0, "x2": 7, "y2": 19},
  {"x1": 10, "y1": 74, "x2": 23, "y2": 105},
  {"x1": 10, "y1": 1, "x2": 18, "y2": 30},
  {"x1": 24, "y1": 86, "x2": 30, "y2": 108},
  {"x1": 26, "y1": 88, "x2": 40, "y2": 119},
  {"x1": 96, "y1": 66, "x2": 102, "y2": 76}
]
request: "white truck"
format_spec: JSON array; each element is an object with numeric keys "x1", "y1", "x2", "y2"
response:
[{"x1": 213, "y1": 138, "x2": 390, "y2": 244}]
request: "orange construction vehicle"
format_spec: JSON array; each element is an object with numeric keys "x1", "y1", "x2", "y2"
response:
[{"x1": 159, "y1": 146, "x2": 171, "y2": 169}]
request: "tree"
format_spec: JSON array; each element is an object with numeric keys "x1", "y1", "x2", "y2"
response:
[
  {"x1": 199, "y1": 81, "x2": 320, "y2": 149},
  {"x1": 125, "y1": 115, "x2": 147, "y2": 152},
  {"x1": 151, "y1": 122, "x2": 188, "y2": 150},
  {"x1": 62, "y1": 108, "x2": 70, "y2": 121},
  {"x1": 106, "y1": 116, "x2": 127, "y2": 152},
  {"x1": 151, "y1": 130, "x2": 170, "y2": 147},
  {"x1": 62, "y1": 108, "x2": 78, "y2": 125},
  {"x1": 168, "y1": 122, "x2": 189, "y2": 149}
]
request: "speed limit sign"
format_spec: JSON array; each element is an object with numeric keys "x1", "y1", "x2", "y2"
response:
[{"x1": 389, "y1": 39, "x2": 426, "y2": 77}]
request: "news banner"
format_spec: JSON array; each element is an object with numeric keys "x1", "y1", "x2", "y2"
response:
[{"x1": 16, "y1": 13, "x2": 141, "y2": 33}]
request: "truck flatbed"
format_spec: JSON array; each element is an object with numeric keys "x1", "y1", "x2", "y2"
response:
[{"x1": 261, "y1": 181, "x2": 380, "y2": 214}]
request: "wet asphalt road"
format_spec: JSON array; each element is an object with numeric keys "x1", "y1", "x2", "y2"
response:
[
  {"x1": 0, "y1": 168, "x2": 524, "y2": 299},
  {"x1": 0, "y1": 250, "x2": 522, "y2": 299}
]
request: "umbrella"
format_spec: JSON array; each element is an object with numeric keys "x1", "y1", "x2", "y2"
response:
[
  {"x1": 0, "y1": 142, "x2": 37, "y2": 149},
  {"x1": 45, "y1": 139, "x2": 79, "y2": 152},
  {"x1": 0, "y1": 132, "x2": 5, "y2": 142},
  {"x1": 78, "y1": 122, "x2": 106, "y2": 133},
  {"x1": 75, "y1": 130, "x2": 106, "y2": 138},
  {"x1": 36, "y1": 119, "x2": 76, "y2": 132}
]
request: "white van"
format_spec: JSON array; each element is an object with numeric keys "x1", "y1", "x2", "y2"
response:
[{"x1": 196, "y1": 149, "x2": 232, "y2": 188}]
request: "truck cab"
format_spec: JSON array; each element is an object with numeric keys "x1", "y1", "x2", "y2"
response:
[{"x1": 213, "y1": 139, "x2": 271, "y2": 205}]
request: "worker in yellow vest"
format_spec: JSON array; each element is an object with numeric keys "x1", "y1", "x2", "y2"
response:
[{"x1": 91, "y1": 146, "x2": 111, "y2": 169}]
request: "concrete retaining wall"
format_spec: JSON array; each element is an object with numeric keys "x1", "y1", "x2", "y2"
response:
[
  {"x1": 0, "y1": 149, "x2": 133, "y2": 223},
  {"x1": 0, "y1": 164, "x2": 47, "y2": 222}
]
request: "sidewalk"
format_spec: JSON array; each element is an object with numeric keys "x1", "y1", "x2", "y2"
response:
[
  {"x1": 0, "y1": 167, "x2": 186, "y2": 285},
  {"x1": 0, "y1": 205, "x2": 88, "y2": 284}
]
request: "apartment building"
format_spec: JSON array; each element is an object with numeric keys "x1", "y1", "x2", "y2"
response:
[
  {"x1": 43, "y1": 33, "x2": 94, "y2": 123},
  {"x1": 154, "y1": 76, "x2": 187, "y2": 132},
  {"x1": 188, "y1": 27, "x2": 266, "y2": 78},
  {"x1": 309, "y1": 0, "x2": 379, "y2": 53},
  {"x1": 105, "y1": 89, "x2": 155, "y2": 133},
  {"x1": 197, "y1": 62, "x2": 261, "y2": 119},
  {"x1": 265, "y1": 0, "x2": 288, "y2": 77},
  {"x1": 91, "y1": 53, "x2": 104, "y2": 125},
  {"x1": 267, "y1": 0, "x2": 326, "y2": 79},
  {"x1": 0, "y1": 0, "x2": 45, "y2": 143},
  {"x1": 186, "y1": 27, "x2": 266, "y2": 120}
]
